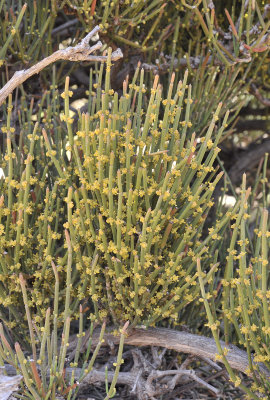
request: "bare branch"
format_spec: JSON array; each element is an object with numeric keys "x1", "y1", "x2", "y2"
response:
[
  {"x1": 3, "y1": 324, "x2": 266, "y2": 399},
  {"x1": 0, "y1": 26, "x2": 123, "y2": 107},
  {"x1": 141, "y1": 53, "x2": 251, "y2": 73},
  {"x1": 85, "y1": 326, "x2": 270, "y2": 378},
  {"x1": 51, "y1": 19, "x2": 78, "y2": 35},
  {"x1": 145, "y1": 369, "x2": 219, "y2": 396},
  {"x1": 228, "y1": 138, "x2": 270, "y2": 184},
  {"x1": 250, "y1": 83, "x2": 270, "y2": 107}
]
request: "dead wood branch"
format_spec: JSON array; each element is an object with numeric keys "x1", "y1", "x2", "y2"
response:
[
  {"x1": 141, "y1": 53, "x2": 251, "y2": 73},
  {"x1": 75, "y1": 366, "x2": 219, "y2": 400},
  {"x1": 0, "y1": 363, "x2": 222, "y2": 400},
  {"x1": 229, "y1": 138, "x2": 270, "y2": 184},
  {"x1": 51, "y1": 19, "x2": 78, "y2": 35},
  {"x1": 0, "y1": 25, "x2": 123, "y2": 107},
  {"x1": 250, "y1": 83, "x2": 270, "y2": 107},
  {"x1": 0, "y1": 372, "x2": 22, "y2": 400},
  {"x1": 145, "y1": 369, "x2": 219, "y2": 397},
  {"x1": 2, "y1": 324, "x2": 261, "y2": 400},
  {"x1": 84, "y1": 326, "x2": 269, "y2": 378}
]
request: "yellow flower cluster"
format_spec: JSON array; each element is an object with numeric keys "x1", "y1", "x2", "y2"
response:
[{"x1": 47, "y1": 73, "x2": 232, "y2": 327}]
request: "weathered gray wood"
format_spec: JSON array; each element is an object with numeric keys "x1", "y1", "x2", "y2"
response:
[
  {"x1": 0, "y1": 25, "x2": 123, "y2": 106},
  {"x1": 0, "y1": 373, "x2": 22, "y2": 400},
  {"x1": 2, "y1": 326, "x2": 269, "y2": 399},
  {"x1": 87, "y1": 326, "x2": 269, "y2": 378}
]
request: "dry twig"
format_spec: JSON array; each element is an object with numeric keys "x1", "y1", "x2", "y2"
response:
[
  {"x1": 250, "y1": 83, "x2": 270, "y2": 107},
  {"x1": 0, "y1": 26, "x2": 123, "y2": 106},
  {"x1": 145, "y1": 369, "x2": 219, "y2": 397},
  {"x1": 228, "y1": 138, "x2": 270, "y2": 184}
]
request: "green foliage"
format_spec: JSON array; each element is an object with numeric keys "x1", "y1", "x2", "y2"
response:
[
  {"x1": 0, "y1": 0, "x2": 270, "y2": 397},
  {"x1": 0, "y1": 1, "x2": 57, "y2": 66},
  {"x1": 42, "y1": 62, "x2": 241, "y2": 327},
  {"x1": 1, "y1": 1, "x2": 269, "y2": 90},
  {"x1": 1, "y1": 0, "x2": 268, "y2": 152},
  {"x1": 0, "y1": 58, "x2": 241, "y2": 332},
  {"x1": 198, "y1": 173, "x2": 270, "y2": 399},
  {"x1": 0, "y1": 232, "x2": 126, "y2": 399},
  {"x1": 0, "y1": 97, "x2": 66, "y2": 333}
]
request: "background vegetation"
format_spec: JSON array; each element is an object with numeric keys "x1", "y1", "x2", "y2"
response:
[{"x1": 0, "y1": 1, "x2": 269, "y2": 399}]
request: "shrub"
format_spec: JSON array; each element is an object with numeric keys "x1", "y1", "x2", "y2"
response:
[
  {"x1": 0, "y1": 1, "x2": 270, "y2": 397},
  {"x1": 198, "y1": 175, "x2": 270, "y2": 399},
  {"x1": 0, "y1": 97, "x2": 68, "y2": 335},
  {"x1": 0, "y1": 58, "x2": 240, "y2": 334},
  {"x1": 0, "y1": 231, "x2": 127, "y2": 400},
  {"x1": 40, "y1": 61, "x2": 243, "y2": 327}
]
